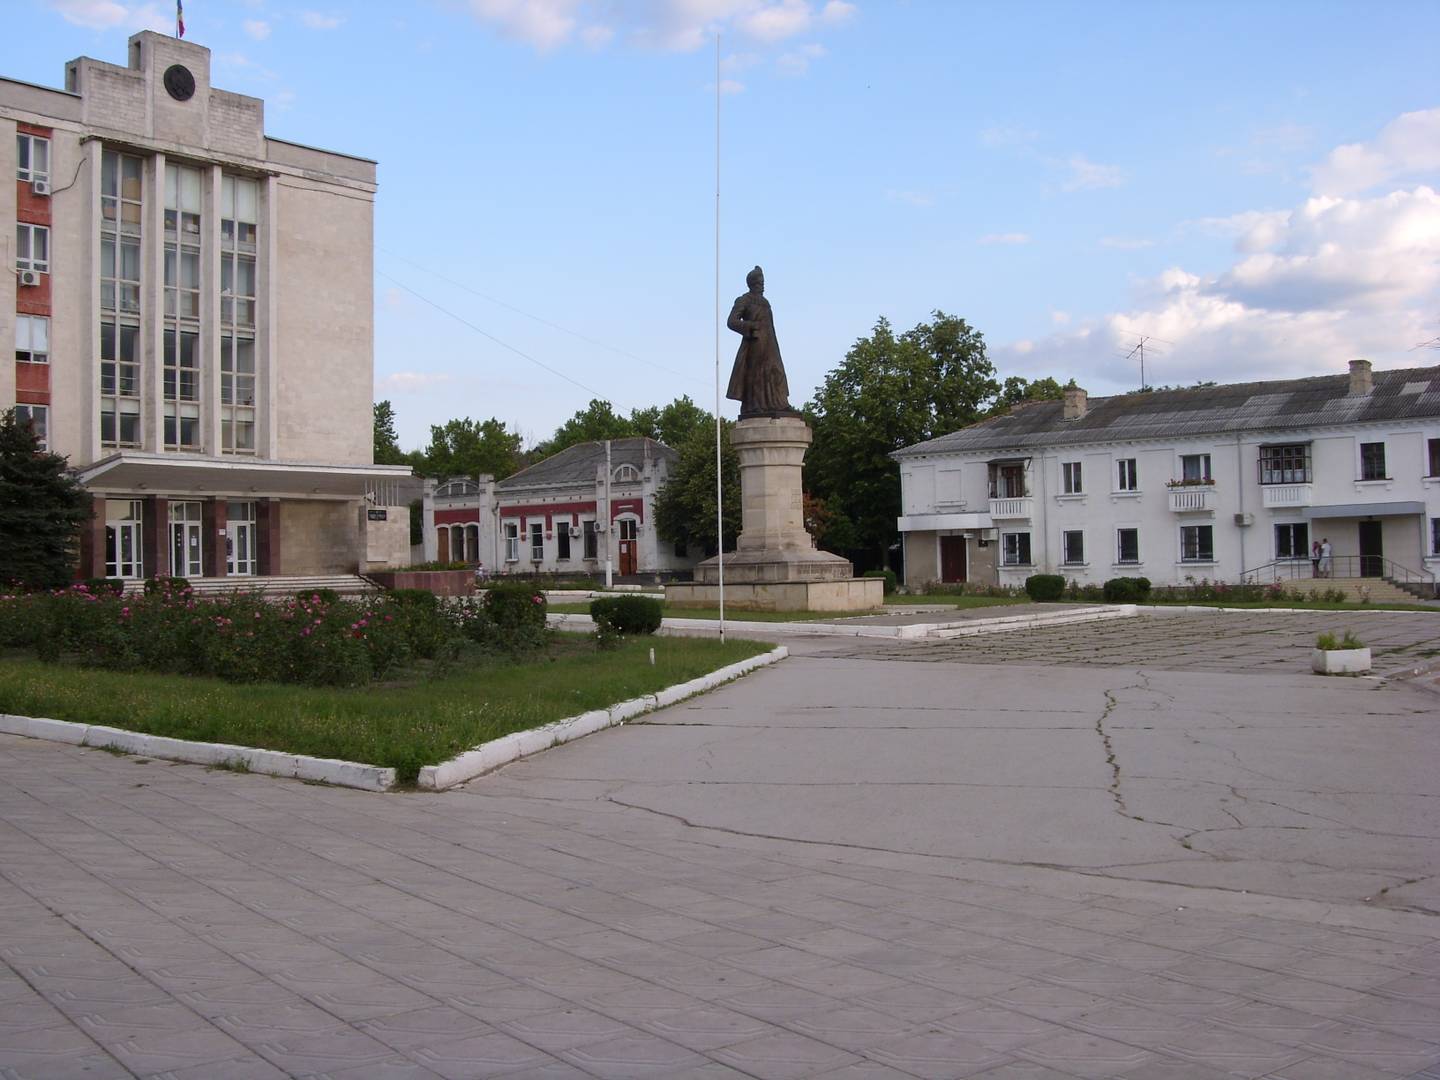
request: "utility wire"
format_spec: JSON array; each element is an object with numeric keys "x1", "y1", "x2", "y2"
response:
[
  {"x1": 377, "y1": 270, "x2": 612, "y2": 403},
  {"x1": 378, "y1": 247, "x2": 705, "y2": 386}
]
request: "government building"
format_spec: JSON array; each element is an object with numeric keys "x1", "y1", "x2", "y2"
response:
[{"x1": 3, "y1": 31, "x2": 410, "y2": 582}]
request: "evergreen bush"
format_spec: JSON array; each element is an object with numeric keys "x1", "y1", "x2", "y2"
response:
[
  {"x1": 863, "y1": 568, "x2": 898, "y2": 595},
  {"x1": 1103, "y1": 576, "x2": 1152, "y2": 602},
  {"x1": 590, "y1": 595, "x2": 663, "y2": 635},
  {"x1": 0, "y1": 410, "x2": 90, "y2": 590},
  {"x1": 1024, "y1": 574, "x2": 1065, "y2": 602}
]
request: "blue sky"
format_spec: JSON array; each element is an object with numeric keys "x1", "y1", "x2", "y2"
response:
[{"x1": 12, "y1": 1, "x2": 1440, "y2": 451}]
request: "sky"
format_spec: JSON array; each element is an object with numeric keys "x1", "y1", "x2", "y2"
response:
[{"x1": 8, "y1": 1, "x2": 1440, "y2": 452}]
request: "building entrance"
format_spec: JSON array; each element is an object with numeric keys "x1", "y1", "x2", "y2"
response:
[
  {"x1": 618, "y1": 518, "x2": 638, "y2": 576},
  {"x1": 940, "y1": 535, "x2": 967, "y2": 583},
  {"x1": 170, "y1": 501, "x2": 204, "y2": 578},
  {"x1": 1359, "y1": 520, "x2": 1383, "y2": 578},
  {"x1": 227, "y1": 501, "x2": 256, "y2": 576},
  {"x1": 105, "y1": 499, "x2": 144, "y2": 579}
]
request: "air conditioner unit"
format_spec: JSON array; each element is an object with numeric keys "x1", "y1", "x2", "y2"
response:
[
  {"x1": 17, "y1": 269, "x2": 40, "y2": 287},
  {"x1": 30, "y1": 179, "x2": 50, "y2": 197},
  {"x1": 1233, "y1": 512, "x2": 1254, "y2": 527},
  {"x1": 594, "y1": 522, "x2": 608, "y2": 533},
  {"x1": 569, "y1": 525, "x2": 581, "y2": 538}
]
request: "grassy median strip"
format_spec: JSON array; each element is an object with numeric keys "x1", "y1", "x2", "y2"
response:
[{"x1": 0, "y1": 633, "x2": 771, "y2": 784}]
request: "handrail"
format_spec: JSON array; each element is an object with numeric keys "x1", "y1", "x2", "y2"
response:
[{"x1": 1242, "y1": 556, "x2": 1433, "y2": 587}]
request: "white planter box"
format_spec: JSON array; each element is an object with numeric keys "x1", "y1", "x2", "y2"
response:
[{"x1": 1311, "y1": 647, "x2": 1371, "y2": 675}]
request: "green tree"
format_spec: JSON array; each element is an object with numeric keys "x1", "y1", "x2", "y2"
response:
[
  {"x1": 806, "y1": 312, "x2": 997, "y2": 566},
  {"x1": 373, "y1": 400, "x2": 407, "y2": 465},
  {"x1": 533, "y1": 399, "x2": 637, "y2": 458},
  {"x1": 653, "y1": 420, "x2": 740, "y2": 556},
  {"x1": 0, "y1": 409, "x2": 91, "y2": 590},
  {"x1": 629, "y1": 396, "x2": 712, "y2": 448},
  {"x1": 991, "y1": 375, "x2": 1066, "y2": 413},
  {"x1": 422, "y1": 417, "x2": 523, "y2": 480}
]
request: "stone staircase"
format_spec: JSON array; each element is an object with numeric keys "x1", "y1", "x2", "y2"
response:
[
  {"x1": 120, "y1": 574, "x2": 378, "y2": 598},
  {"x1": 1298, "y1": 577, "x2": 1431, "y2": 604}
]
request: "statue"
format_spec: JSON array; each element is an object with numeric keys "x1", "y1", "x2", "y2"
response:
[{"x1": 726, "y1": 266, "x2": 796, "y2": 417}]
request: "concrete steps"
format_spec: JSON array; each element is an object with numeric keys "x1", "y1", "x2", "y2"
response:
[{"x1": 1295, "y1": 577, "x2": 1424, "y2": 603}]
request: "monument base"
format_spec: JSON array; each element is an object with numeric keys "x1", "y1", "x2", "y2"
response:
[{"x1": 665, "y1": 577, "x2": 884, "y2": 613}]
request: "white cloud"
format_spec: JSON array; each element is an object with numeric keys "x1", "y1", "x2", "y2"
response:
[
  {"x1": 377, "y1": 371, "x2": 453, "y2": 393},
  {"x1": 717, "y1": 78, "x2": 746, "y2": 94},
  {"x1": 243, "y1": 18, "x2": 271, "y2": 40},
  {"x1": 580, "y1": 24, "x2": 615, "y2": 48},
  {"x1": 49, "y1": 0, "x2": 169, "y2": 32},
  {"x1": 1100, "y1": 236, "x2": 1154, "y2": 250},
  {"x1": 776, "y1": 42, "x2": 824, "y2": 75},
  {"x1": 1060, "y1": 154, "x2": 1126, "y2": 192},
  {"x1": 1311, "y1": 107, "x2": 1440, "y2": 195},
  {"x1": 299, "y1": 10, "x2": 345, "y2": 30},
  {"x1": 978, "y1": 232, "x2": 1030, "y2": 245},
  {"x1": 820, "y1": 0, "x2": 856, "y2": 24}
]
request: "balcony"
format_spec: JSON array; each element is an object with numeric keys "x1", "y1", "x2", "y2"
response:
[
  {"x1": 1261, "y1": 483, "x2": 1313, "y2": 509},
  {"x1": 1167, "y1": 486, "x2": 1216, "y2": 513},
  {"x1": 988, "y1": 496, "x2": 1033, "y2": 519}
]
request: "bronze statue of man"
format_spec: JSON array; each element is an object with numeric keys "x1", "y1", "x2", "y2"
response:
[{"x1": 726, "y1": 266, "x2": 795, "y2": 417}]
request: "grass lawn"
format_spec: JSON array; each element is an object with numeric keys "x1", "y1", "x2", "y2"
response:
[
  {"x1": 547, "y1": 603, "x2": 880, "y2": 621},
  {"x1": 0, "y1": 633, "x2": 771, "y2": 784},
  {"x1": 885, "y1": 594, "x2": 1032, "y2": 609}
]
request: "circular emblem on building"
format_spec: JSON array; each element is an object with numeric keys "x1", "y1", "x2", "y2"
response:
[{"x1": 163, "y1": 64, "x2": 196, "y2": 101}]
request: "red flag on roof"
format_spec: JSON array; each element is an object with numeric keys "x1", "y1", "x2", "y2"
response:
[{"x1": 177, "y1": 0, "x2": 185, "y2": 38}]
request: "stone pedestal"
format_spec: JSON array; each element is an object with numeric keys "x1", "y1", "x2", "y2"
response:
[{"x1": 667, "y1": 415, "x2": 883, "y2": 612}]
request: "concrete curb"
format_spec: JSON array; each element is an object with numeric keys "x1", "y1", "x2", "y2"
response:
[
  {"x1": 0, "y1": 713, "x2": 396, "y2": 792},
  {"x1": 416, "y1": 645, "x2": 788, "y2": 791}
]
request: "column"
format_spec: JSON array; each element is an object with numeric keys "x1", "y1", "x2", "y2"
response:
[
  {"x1": 256, "y1": 498, "x2": 281, "y2": 575},
  {"x1": 141, "y1": 495, "x2": 169, "y2": 579},
  {"x1": 76, "y1": 494, "x2": 107, "y2": 579},
  {"x1": 202, "y1": 498, "x2": 227, "y2": 577}
]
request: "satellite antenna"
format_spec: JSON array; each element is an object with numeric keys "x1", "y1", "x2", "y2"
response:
[{"x1": 1119, "y1": 332, "x2": 1172, "y2": 390}]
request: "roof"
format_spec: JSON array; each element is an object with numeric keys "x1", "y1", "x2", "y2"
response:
[
  {"x1": 498, "y1": 437, "x2": 676, "y2": 490},
  {"x1": 895, "y1": 364, "x2": 1440, "y2": 459}
]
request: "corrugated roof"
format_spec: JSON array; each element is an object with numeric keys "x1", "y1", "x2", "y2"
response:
[
  {"x1": 498, "y1": 437, "x2": 677, "y2": 489},
  {"x1": 895, "y1": 365, "x2": 1440, "y2": 458}
]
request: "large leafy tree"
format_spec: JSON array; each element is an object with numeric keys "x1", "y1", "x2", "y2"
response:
[
  {"x1": 0, "y1": 410, "x2": 91, "y2": 590},
  {"x1": 532, "y1": 399, "x2": 637, "y2": 458},
  {"x1": 373, "y1": 400, "x2": 407, "y2": 465},
  {"x1": 653, "y1": 420, "x2": 740, "y2": 557},
  {"x1": 991, "y1": 375, "x2": 1066, "y2": 413},
  {"x1": 422, "y1": 417, "x2": 523, "y2": 480},
  {"x1": 629, "y1": 395, "x2": 713, "y2": 448},
  {"x1": 805, "y1": 311, "x2": 998, "y2": 567}
]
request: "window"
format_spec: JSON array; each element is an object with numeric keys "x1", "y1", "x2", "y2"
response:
[
  {"x1": 100, "y1": 321, "x2": 141, "y2": 447},
  {"x1": 1259, "y1": 443, "x2": 1311, "y2": 485},
  {"x1": 1180, "y1": 453, "x2": 1211, "y2": 483},
  {"x1": 16, "y1": 223, "x2": 49, "y2": 273},
  {"x1": 221, "y1": 175, "x2": 258, "y2": 456},
  {"x1": 1275, "y1": 522, "x2": 1309, "y2": 560},
  {"x1": 17, "y1": 133, "x2": 50, "y2": 184},
  {"x1": 557, "y1": 523, "x2": 571, "y2": 560},
  {"x1": 1433, "y1": 518, "x2": 1440, "y2": 557},
  {"x1": 1429, "y1": 438, "x2": 1440, "y2": 478},
  {"x1": 163, "y1": 329, "x2": 201, "y2": 450},
  {"x1": 15, "y1": 316, "x2": 48, "y2": 364},
  {"x1": 583, "y1": 520, "x2": 599, "y2": 559},
  {"x1": 988, "y1": 462, "x2": 1026, "y2": 499},
  {"x1": 164, "y1": 164, "x2": 202, "y2": 450},
  {"x1": 1116, "y1": 458, "x2": 1138, "y2": 492},
  {"x1": 1360, "y1": 442, "x2": 1387, "y2": 481},
  {"x1": 14, "y1": 404, "x2": 48, "y2": 450},
  {"x1": 100, "y1": 151, "x2": 143, "y2": 313},
  {"x1": 1061, "y1": 461, "x2": 1082, "y2": 494},
  {"x1": 504, "y1": 522, "x2": 519, "y2": 562},
  {"x1": 1117, "y1": 528, "x2": 1140, "y2": 565},
  {"x1": 613, "y1": 464, "x2": 639, "y2": 483},
  {"x1": 1001, "y1": 531, "x2": 1032, "y2": 566},
  {"x1": 529, "y1": 522, "x2": 544, "y2": 561},
  {"x1": 221, "y1": 338, "x2": 256, "y2": 453},
  {"x1": 1062, "y1": 530, "x2": 1084, "y2": 565},
  {"x1": 1181, "y1": 524, "x2": 1214, "y2": 562}
]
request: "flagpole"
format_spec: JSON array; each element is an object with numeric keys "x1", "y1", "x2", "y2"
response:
[{"x1": 714, "y1": 33, "x2": 725, "y2": 644}]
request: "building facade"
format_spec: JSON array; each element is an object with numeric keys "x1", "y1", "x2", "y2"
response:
[
  {"x1": 3, "y1": 32, "x2": 409, "y2": 581},
  {"x1": 423, "y1": 438, "x2": 701, "y2": 579},
  {"x1": 895, "y1": 361, "x2": 1440, "y2": 592}
]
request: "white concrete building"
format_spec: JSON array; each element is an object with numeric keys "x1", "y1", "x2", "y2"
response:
[
  {"x1": 3, "y1": 31, "x2": 409, "y2": 581},
  {"x1": 425, "y1": 438, "x2": 701, "y2": 580},
  {"x1": 894, "y1": 361, "x2": 1440, "y2": 594}
]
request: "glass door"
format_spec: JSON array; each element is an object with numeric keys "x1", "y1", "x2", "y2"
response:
[
  {"x1": 170, "y1": 501, "x2": 203, "y2": 578},
  {"x1": 226, "y1": 501, "x2": 256, "y2": 576},
  {"x1": 105, "y1": 499, "x2": 144, "y2": 579}
]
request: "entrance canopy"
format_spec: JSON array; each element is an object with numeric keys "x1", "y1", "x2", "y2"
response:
[
  {"x1": 1304, "y1": 501, "x2": 1424, "y2": 520},
  {"x1": 77, "y1": 452, "x2": 412, "y2": 502}
]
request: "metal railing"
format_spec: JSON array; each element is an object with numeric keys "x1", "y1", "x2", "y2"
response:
[{"x1": 1243, "y1": 555, "x2": 1436, "y2": 593}]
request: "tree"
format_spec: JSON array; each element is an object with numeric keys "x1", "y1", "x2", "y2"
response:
[
  {"x1": 533, "y1": 399, "x2": 637, "y2": 459},
  {"x1": 421, "y1": 417, "x2": 523, "y2": 480},
  {"x1": 991, "y1": 376, "x2": 1066, "y2": 413},
  {"x1": 806, "y1": 312, "x2": 998, "y2": 567},
  {"x1": 653, "y1": 420, "x2": 740, "y2": 557},
  {"x1": 373, "y1": 400, "x2": 407, "y2": 465},
  {"x1": 0, "y1": 409, "x2": 91, "y2": 590},
  {"x1": 629, "y1": 395, "x2": 713, "y2": 448}
]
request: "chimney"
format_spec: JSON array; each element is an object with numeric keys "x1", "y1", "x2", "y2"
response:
[
  {"x1": 1063, "y1": 385, "x2": 1088, "y2": 420},
  {"x1": 1348, "y1": 358, "x2": 1373, "y2": 395}
]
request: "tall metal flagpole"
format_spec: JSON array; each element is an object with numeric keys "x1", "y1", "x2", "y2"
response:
[{"x1": 714, "y1": 33, "x2": 725, "y2": 643}]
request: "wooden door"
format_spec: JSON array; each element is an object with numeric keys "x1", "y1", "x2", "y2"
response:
[
  {"x1": 436, "y1": 528, "x2": 450, "y2": 564},
  {"x1": 1359, "y1": 520, "x2": 1383, "y2": 577},
  {"x1": 939, "y1": 535, "x2": 967, "y2": 583},
  {"x1": 618, "y1": 519, "x2": 638, "y2": 576}
]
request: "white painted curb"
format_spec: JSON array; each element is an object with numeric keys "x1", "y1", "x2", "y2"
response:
[
  {"x1": 416, "y1": 645, "x2": 788, "y2": 791},
  {"x1": 0, "y1": 713, "x2": 396, "y2": 792}
]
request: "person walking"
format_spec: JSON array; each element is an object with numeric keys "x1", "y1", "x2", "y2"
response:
[
  {"x1": 1311, "y1": 539, "x2": 1322, "y2": 578},
  {"x1": 1319, "y1": 537, "x2": 1333, "y2": 578}
]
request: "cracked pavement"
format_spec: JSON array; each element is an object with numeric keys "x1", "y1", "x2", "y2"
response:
[{"x1": 2, "y1": 611, "x2": 1439, "y2": 1077}]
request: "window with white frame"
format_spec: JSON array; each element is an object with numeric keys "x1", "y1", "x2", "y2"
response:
[
  {"x1": 1061, "y1": 461, "x2": 1082, "y2": 494},
  {"x1": 17, "y1": 133, "x2": 50, "y2": 184},
  {"x1": 1181, "y1": 524, "x2": 1214, "y2": 562},
  {"x1": 1360, "y1": 441, "x2": 1387, "y2": 481},
  {"x1": 16, "y1": 223, "x2": 49, "y2": 273},
  {"x1": 164, "y1": 164, "x2": 203, "y2": 450},
  {"x1": 163, "y1": 329, "x2": 201, "y2": 450},
  {"x1": 613, "y1": 463, "x2": 640, "y2": 483},
  {"x1": 583, "y1": 520, "x2": 599, "y2": 559},
  {"x1": 504, "y1": 522, "x2": 519, "y2": 561},
  {"x1": 1432, "y1": 517, "x2": 1440, "y2": 557},
  {"x1": 1001, "y1": 531, "x2": 1032, "y2": 566},
  {"x1": 15, "y1": 404, "x2": 48, "y2": 450},
  {"x1": 1179, "y1": 453, "x2": 1211, "y2": 483},
  {"x1": 100, "y1": 150, "x2": 143, "y2": 450},
  {"x1": 1116, "y1": 458, "x2": 1138, "y2": 491},
  {"x1": 529, "y1": 522, "x2": 544, "y2": 561},
  {"x1": 15, "y1": 316, "x2": 48, "y2": 364},
  {"x1": 220, "y1": 175, "x2": 258, "y2": 454},
  {"x1": 1061, "y1": 530, "x2": 1084, "y2": 565},
  {"x1": 557, "y1": 522, "x2": 571, "y2": 560},
  {"x1": 100, "y1": 321, "x2": 141, "y2": 447},
  {"x1": 1275, "y1": 522, "x2": 1309, "y2": 560},
  {"x1": 1429, "y1": 438, "x2": 1440, "y2": 478},
  {"x1": 1116, "y1": 528, "x2": 1140, "y2": 565},
  {"x1": 1259, "y1": 443, "x2": 1311, "y2": 485}
]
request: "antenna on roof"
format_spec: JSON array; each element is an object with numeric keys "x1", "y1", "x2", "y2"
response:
[{"x1": 1118, "y1": 332, "x2": 1172, "y2": 390}]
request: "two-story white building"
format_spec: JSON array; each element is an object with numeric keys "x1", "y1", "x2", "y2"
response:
[{"x1": 894, "y1": 360, "x2": 1440, "y2": 595}]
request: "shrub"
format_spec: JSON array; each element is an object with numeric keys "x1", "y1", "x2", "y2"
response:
[
  {"x1": 388, "y1": 587, "x2": 438, "y2": 609},
  {"x1": 1103, "y1": 576, "x2": 1152, "y2": 603},
  {"x1": 863, "y1": 568, "x2": 898, "y2": 596},
  {"x1": 81, "y1": 577, "x2": 127, "y2": 596},
  {"x1": 1319, "y1": 630, "x2": 1364, "y2": 650},
  {"x1": 1024, "y1": 574, "x2": 1065, "y2": 602},
  {"x1": 311, "y1": 587, "x2": 341, "y2": 605},
  {"x1": 590, "y1": 595, "x2": 663, "y2": 636},
  {"x1": 144, "y1": 576, "x2": 190, "y2": 595},
  {"x1": 466, "y1": 583, "x2": 547, "y2": 653}
]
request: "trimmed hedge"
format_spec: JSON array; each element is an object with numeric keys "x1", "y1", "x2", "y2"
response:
[
  {"x1": 591, "y1": 595, "x2": 663, "y2": 636},
  {"x1": 1103, "y1": 576, "x2": 1152, "y2": 603},
  {"x1": 80, "y1": 577, "x2": 126, "y2": 596},
  {"x1": 1024, "y1": 574, "x2": 1065, "y2": 602},
  {"x1": 863, "y1": 568, "x2": 898, "y2": 595},
  {"x1": 143, "y1": 576, "x2": 190, "y2": 595}
]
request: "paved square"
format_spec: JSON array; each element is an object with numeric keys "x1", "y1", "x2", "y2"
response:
[{"x1": 1, "y1": 611, "x2": 1437, "y2": 1077}]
